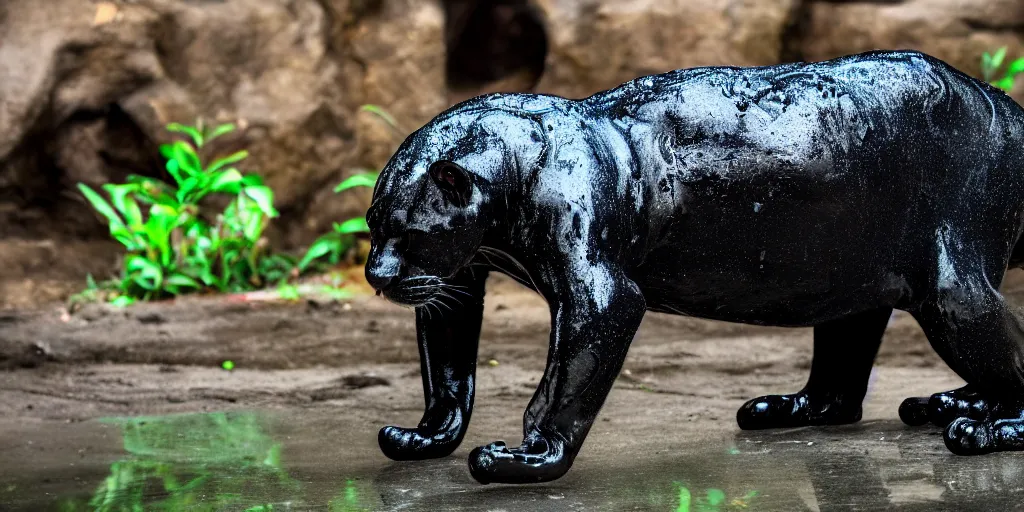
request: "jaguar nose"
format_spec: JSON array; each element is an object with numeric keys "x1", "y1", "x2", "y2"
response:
[
  {"x1": 365, "y1": 271, "x2": 395, "y2": 292},
  {"x1": 366, "y1": 238, "x2": 401, "y2": 293}
]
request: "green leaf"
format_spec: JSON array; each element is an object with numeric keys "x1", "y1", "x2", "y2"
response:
[
  {"x1": 994, "y1": 76, "x2": 1016, "y2": 92},
  {"x1": 176, "y1": 176, "x2": 204, "y2": 204},
  {"x1": 158, "y1": 143, "x2": 175, "y2": 160},
  {"x1": 259, "y1": 255, "x2": 297, "y2": 285},
  {"x1": 110, "y1": 227, "x2": 142, "y2": 251},
  {"x1": 103, "y1": 184, "x2": 144, "y2": 228},
  {"x1": 242, "y1": 174, "x2": 265, "y2": 187},
  {"x1": 126, "y1": 176, "x2": 175, "y2": 206},
  {"x1": 320, "y1": 285, "x2": 354, "y2": 301},
  {"x1": 164, "y1": 158, "x2": 185, "y2": 185},
  {"x1": 222, "y1": 249, "x2": 241, "y2": 266},
  {"x1": 298, "y1": 235, "x2": 341, "y2": 271},
  {"x1": 243, "y1": 186, "x2": 277, "y2": 217},
  {"x1": 172, "y1": 141, "x2": 203, "y2": 176},
  {"x1": 196, "y1": 267, "x2": 218, "y2": 287},
  {"x1": 992, "y1": 47, "x2": 1008, "y2": 71},
  {"x1": 207, "y1": 150, "x2": 249, "y2": 174},
  {"x1": 123, "y1": 198, "x2": 144, "y2": 230},
  {"x1": 207, "y1": 123, "x2": 236, "y2": 142},
  {"x1": 360, "y1": 104, "x2": 398, "y2": 129},
  {"x1": 240, "y1": 201, "x2": 266, "y2": 242},
  {"x1": 209, "y1": 168, "x2": 245, "y2": 194},
  {"x1": 163, "y1": 273, "x2": 200, "y2": 294},
  {"x1": 1007, "y1": 57, "x2": 1024, "y2": 77},
  {"x1": 109, "y1": 296, "x2": 136, "y2": 308},
  {"x1": 78, "y1": 183, "x2": 128, "y2": 233},
  {"x1": 277, "y1": 284, "x2": 301, "y2": 301},
  {"x1": 334, "y1": 172, "x2": 379, "y2": 193},
  {"x1": 167, "y1": 123, "x2": 204, "y2": 148},
  {"x1": 145, "y1": 204, "x2": 179, "y2": 266},
  {"x1": 319, "y1": 286, "x2": 356, "y2": 301},
  {"x1": 334, "y1": 217, "x2": 369, "y2": 234},
  {"x1": 125, "y1": 255, "x2": 163, "y2": 291}
]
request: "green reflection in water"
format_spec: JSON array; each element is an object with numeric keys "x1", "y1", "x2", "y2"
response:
[
  {"x1": 57, "y1": 411, "x2": 299, "y2": 512},
  {"x1": 328, "y1": 478, "x2": 374, "y2": 512},
  {"x1": 671, "y1": 481, "x2": 759, "y2": 512},
  {"x1": 47, "y1": 411, "x2": 759, "y2": 511},
  {"x1": 621, "y1": 477, "x2": 759, "y2": 511}
]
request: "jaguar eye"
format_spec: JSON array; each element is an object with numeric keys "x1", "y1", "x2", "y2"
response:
[
  {"x1": 440, "y1": 169, "x2": 456, "y2": 186},
  {"x1": 428, "y1": 161, "x2": 472, "y2": 207}
]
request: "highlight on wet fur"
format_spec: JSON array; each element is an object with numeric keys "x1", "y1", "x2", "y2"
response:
[{"x1": 367, "y1": 50, "x2": 1024, "y2": 484}]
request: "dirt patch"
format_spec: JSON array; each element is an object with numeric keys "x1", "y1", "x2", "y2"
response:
[
  {"x1": 0, "y1": 239, "x2": 120, "y2": 310},
  {"x1": 7, "y1": 267, "x2": 1019, "y2": 425},
  {"x1": 8, "y1": 256, "x2": 1024, "y2": 443}
]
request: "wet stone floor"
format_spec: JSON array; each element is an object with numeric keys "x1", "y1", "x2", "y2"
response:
[
  {"x1": 3, "y1": 410, "x2": 1024, "y2": 511},
  {"x1": 7, "y1": 280, "x2": 1024, "y2": 511}
]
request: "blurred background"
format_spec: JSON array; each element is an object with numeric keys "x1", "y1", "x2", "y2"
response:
[{"x1": 1, "y1": 0, "x2": 1023, "y2": 307}]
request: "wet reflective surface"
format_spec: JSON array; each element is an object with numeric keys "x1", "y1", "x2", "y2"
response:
[{"x1": 3, "y1": 410, "x2": 1024, "y2": 511}]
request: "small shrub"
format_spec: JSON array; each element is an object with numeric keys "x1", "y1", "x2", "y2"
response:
[
  {"x1": 78, "y1": 104, "x2": 394, "y2": 306},
  {"x1": 297, "y1": 170, "x2": 379, "y2": 272},
  {"x1": 78, "y1": 121, "x2": 293, "y2": 302},
  {"x1": 296, "y1": 104, "x2": 397, "y2": 273},
  {"x1": 982, "y1": 47, "x2": 1024, "y2": 92}
]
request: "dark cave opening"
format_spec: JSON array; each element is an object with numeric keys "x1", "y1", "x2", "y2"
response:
[{"x1": 442, "y1": 0, "x2": 549, "y2": 95}]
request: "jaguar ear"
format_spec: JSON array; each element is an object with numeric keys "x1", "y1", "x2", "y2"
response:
[{"x1": 429, "y1": 161, "x2": 473, "y2": 207}]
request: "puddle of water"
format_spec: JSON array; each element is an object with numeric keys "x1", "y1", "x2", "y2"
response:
[{"x1": 2, "y1": 412, "x2": 1024, "y2": 511}]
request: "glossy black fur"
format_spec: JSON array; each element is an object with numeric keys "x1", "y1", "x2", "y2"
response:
[{"x1": 364, "y1": 50, "x2": 1024, "y2": 484}]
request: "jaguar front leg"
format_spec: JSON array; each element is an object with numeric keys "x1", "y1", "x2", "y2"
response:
[
  {"x1": 467, "y1": 263, "x2": 646, "y2": 484},
  {"x1": 378, "y1": 268, "x2": 488, "y2": 460}
]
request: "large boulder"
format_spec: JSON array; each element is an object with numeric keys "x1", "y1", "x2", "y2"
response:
[
  {"x1": 1, "y1": 0, "x2": 163, "y2": 238},
  {"x1": 798, "y1": 0, "x2": 1024, "y2": 101},
  {"x1": 0, "y1": 0, "x2": 446, "y2": 246},
  {"x1": 533, "y1": 0, "x2": 803, "y2": 99},
  {"x1": 300, "y1": 0, "x2": 447, "y2": 245},
  {"x1": 533, "y1": 0, "x2": 1023, "y2": 101}
]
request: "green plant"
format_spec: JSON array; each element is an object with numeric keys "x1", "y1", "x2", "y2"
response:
[
  {"x1": 79, "y1": 121, "x2": 294, "y2": 301},
  {"x1": 982, "y1": 47, "x2": 1024, "y2": 92},
  {"x1": 79, "y1": 105, "x2": 394, "y2": 305},
  {"x1": 293, "y1": 104, "x2": 396, "y2": 273},
  {"x1": 68, "y1": 274, "x2": 129, "y2": 308},
  {"x1": 360, "y1": 104, "x2": 399, "y2": 130},
  {"x1": 297, "y1": 171, "x2": 379, "y2": 272}
]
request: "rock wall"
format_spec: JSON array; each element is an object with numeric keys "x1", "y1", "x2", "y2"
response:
[
  {"x1": 534, "y1": 0, "x2": 803, "y2": 98},
  {"x1": 533, "y1": 0, "x2": 1024, "y2": 99},
  {"x1": 0, "y1": 0, "x2": 446, "y2": 247},
  {"x1": 799, "y1": 0, "x2": 1024, "y2": 81},
  {"x1": 1, "y1": 0, "x2": 1022, "y2": 252}
]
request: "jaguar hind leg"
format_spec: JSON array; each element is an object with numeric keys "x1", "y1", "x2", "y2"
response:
[
  {"x1": 901, "y1": 388, "x2": 1024, "y2": 455},
  {"x1": 898, "y1": 385, "x2": 994, "y2": 427},
  {"x1": 737, "y1": 307, "x2": 891, "y2": 430},
  {"x1": 909, "y1": 256, "x2": 1024, "y2": 455},
  {"x1": 944, "y1": 401, "x2": 1024, "y2": 455}
]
